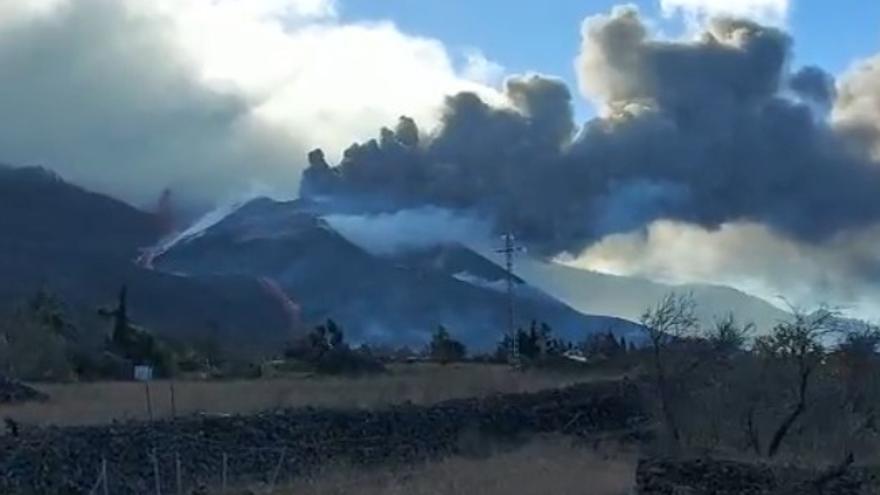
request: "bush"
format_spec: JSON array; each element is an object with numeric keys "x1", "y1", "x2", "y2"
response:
[
  {"x1": 495, "y1": 321, "x2": 570, "y2": 365},
  {"x1": 428, "y1": 326, "x2": 467, "y2": 364},
  {"x1": 285, "y1": 320, "x2": 385, "y2": 375},
  {"x1": 0, "y1": 289, "x2": 77, "y2": 381},
  {"x1": 99, "y1": 286, "x2": 177, "y2": 378}
]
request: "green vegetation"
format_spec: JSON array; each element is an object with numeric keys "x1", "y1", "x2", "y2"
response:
[
  {"x1": 284, "y1": 319, "x2": 386, "y2": 375},
  {"x1": 428, "y1": 326, "x2": 467, "y2": 364},
  {"x1": 0, "y1": 287, "x2": 222, "y2": 381},
  {"x1": 99, "y1": 286, "x2": 175, "y2": 377},
  {"x1": 4, "y1": 284, "x2": 880, "y2": 470},
  {"x1": 0, "y1": 288, "x2": 76, "y2": 381}
]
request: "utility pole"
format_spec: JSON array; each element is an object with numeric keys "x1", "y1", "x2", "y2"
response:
[{"x1": 496, "y1": 233, "x2": 525, "y2": 367}]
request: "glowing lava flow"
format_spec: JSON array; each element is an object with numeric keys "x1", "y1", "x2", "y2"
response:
[
  {"x1": 136, "y1": 198, "x2": 250, "y2": 269},
  {"x1": 258, "y1": 276, "x2": 302, "y2": 332}
]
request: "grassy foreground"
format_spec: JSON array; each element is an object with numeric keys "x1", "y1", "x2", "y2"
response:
[
  {"x1": 234, "y1": 436, "x2": 636, "y2": 495},
  {"x1": 0, "y1": 363, "x2": 616, "y2": 426}
]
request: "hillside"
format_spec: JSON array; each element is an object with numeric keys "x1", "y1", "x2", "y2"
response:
[
  {"x1": 0, "y1": 165, "x2": 785, "y2": 352},
  {"x1": 155, "y1": 198, "x2": 643, "y2": 349},
  {"x1": 0, "y1": 166, "x2": 291, "y2": 354},
  {"x1": 514, "y1": 258, "x2": 790, "y2": 332}
]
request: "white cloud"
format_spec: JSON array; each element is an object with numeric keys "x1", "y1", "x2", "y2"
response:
[
  {"x1": 660, "y1": 0, "x2": 790, "y2": 25},
  {"x1": 461, "y1": 49, "x2": 507, "y2": 86},
  {"x1": 0, "y1": 0, "x2": 64, "y2": 18},
  {"x1": 0, "y1": 0, "x2": 501, "y2": 208},
  {"x1": 564, "y1": 220, "x2": 880, "y2": 320},
  {"x1": 204, "y1": 0, "x2": 338, "y2": 20},
  {"x1": 833, "y1": 54, "x2": 880, "y2": 158}
]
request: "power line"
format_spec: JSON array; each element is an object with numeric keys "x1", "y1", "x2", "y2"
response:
[{"x1": 496, "y1": 233, "x2": 525, "y2": 367}]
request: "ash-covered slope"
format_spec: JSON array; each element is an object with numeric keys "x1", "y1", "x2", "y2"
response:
[
  {"x1": 155, "y1": 198, "x2": 642, "y2": 349},
  {"x1": 514, "y1": 258, "x2": 790, "y2": 333},
  {"x1": 382, "y1": 242, "x2": 789, "y2": 333},
  {"x1": 0, "y1": 166, "x2": 291, "y2": 353}
]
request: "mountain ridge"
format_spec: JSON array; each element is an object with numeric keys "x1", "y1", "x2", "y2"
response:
[
  {"x1": 0, "y1": 166, "x2": 292, "y2": 355},
  {"x1": 155, "y1": 197, "x2": 644, "y2": 349}
]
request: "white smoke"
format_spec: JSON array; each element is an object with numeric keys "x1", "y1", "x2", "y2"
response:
[
  {"x1": 138, "y1": 185, "x2": 274, "y2": 267},
  {"x1": 323, "y1": 207, "x2": 494, "y2": 256},
  {"x1": 566, "y1": 220, "x2": 880, "y2": 320}
]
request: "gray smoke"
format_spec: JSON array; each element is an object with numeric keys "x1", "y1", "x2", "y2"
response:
[
  {"x1": 301, "y1": 6, "x2": 880, "y2": 257},
  {"x1": 790, "y1": 66, "x2": 836, "y2": 107}
]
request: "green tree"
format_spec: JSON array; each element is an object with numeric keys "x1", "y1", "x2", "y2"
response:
[
  {"x1": 98, "y1": 286, "x2": 175, "y2": 376},
  {"x1": 286, "y1": 320, "x2": 384, "y2": 375},
  {"x1": 0, "y1": 288, "x2": 76, "y2": 380},
  {"x1": 429, "y1": 326, "x2": 466, "y2": 364}
]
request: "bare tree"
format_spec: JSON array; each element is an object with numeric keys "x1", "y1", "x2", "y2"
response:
[
  {"x1": 640, "y1": 292, "x2": 699, "y2": 449},
  {"x1": 695, "y1": 313, "x2": 755, "y2": 452},
  {"x1": 833, "y1": 320, "x2": 880, "y2": 452},
  {"x1": 754, "y1": 307, "x2": 835, "y2": 458},
  {"x1": 707, "y1": 312, "x2": 754, "y2": 357}
]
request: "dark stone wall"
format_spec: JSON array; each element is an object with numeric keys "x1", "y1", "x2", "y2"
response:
[
  {"x1": 0, "y1": 380, "x2": 646, "y2": 494},
  {"x1": 0, "y1": 376, "x2": 47, "y2": 404},
  {"x1": 636, "y1": 458, "x2": 880, "y2": 495}
]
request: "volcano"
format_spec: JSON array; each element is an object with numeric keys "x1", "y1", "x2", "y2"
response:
[
  {"x1": 153, "y1": 197, "x2": 644, "y2": 349},
  {"x1": 0, "y1": 164, "x2": 787, "y2": 352}
]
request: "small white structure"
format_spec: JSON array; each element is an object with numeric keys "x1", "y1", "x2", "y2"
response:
[
  {"x1": 134, "y1": 365, "x2": 154, "y2": 381},
  {"x1": 562, "y1": 350, "x2": 589, "y2": 363}
]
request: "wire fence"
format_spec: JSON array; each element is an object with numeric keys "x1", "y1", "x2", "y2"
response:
[{"x1": 73, "y1": 433, "x2": 464, "y2": 495}]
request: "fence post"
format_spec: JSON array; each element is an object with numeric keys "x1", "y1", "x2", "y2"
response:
[
  {"x1": 152, "y1": 449, "x2": 162, "y2": 495},
  {"x1": 268, "y1": 447, "x2": 286, "y2": 493},
  {"x1": 169, "y1": 381, "x2": 177, "y2": 419},
  {"x1": 101, "y1": 457, "x2": 109, "y2": 495},
  {"x1": 221, "y1": 452, "x2": 228, "y2": 493},
  {"x1": 145, "y1": 382, "x2": 154, "y2": 421},
  {"x1": 175, "y1": 452, "x2": 182, "y2": 495}
]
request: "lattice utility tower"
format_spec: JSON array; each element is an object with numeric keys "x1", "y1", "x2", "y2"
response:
[{"x1": 496, "y1": 233, "x2": 526, "y2": 366}]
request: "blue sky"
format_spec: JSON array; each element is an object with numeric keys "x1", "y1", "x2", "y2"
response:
[{"x1": 340, "y1": 0, "x2": 880, "y2": 121}]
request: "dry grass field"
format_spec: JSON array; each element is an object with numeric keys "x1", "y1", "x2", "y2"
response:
[
  {"x1": 0, "y1": 363, "x2": 614, "y2": 426},
  {"x1": 241, "y1": 436, "x2": 637, "y2": 495}
]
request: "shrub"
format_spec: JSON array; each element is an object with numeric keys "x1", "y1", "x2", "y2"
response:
[
  {"x1": 428, "y1": 326, "x2": 467, "y2": 364},
  {"x1": 495, "y1": 321, "x2": 570, "y2": 365},
  {"x1": 285, "y1": 320, "x2": 385, "y2": 375},
  {"x1": 0, "y1": 288, "x2": 77, "y2": 381}
]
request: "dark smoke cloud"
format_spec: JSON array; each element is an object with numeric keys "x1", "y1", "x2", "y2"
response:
[
  {"x1": 790, "y1": 66, "x2": 836, "y2": 107},
  {"x1": 301, "y1": 5, "x2": 880, "y2": 256}
]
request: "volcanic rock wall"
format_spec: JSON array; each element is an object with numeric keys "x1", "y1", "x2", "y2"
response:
[
  {"x1": 636, "y1": 458, "x2": 879, "y2": 495},
  {"x1": 0, "y1": 376, "x2": 47, "y2": 404},
  {"x1": 0, "y1": 380, "x2": 645, "y2": 494}
]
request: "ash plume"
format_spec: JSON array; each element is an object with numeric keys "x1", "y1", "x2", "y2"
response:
[{"x1": 301, "y1": 6, "x2": 880, "y2": 257}]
